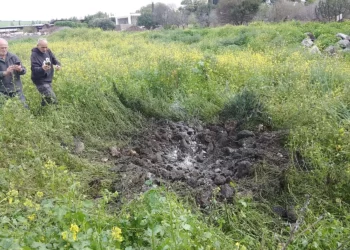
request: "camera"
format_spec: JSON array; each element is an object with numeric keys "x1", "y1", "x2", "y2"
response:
[
  {"x1": 44, "y1": 58, "x2": 51, "y2": 66},
  {"x1": 15, "y1": 62, "x2": 21, "y2": 65}
]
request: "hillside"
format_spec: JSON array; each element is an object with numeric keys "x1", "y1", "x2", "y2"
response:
[{"x1": 1, "y1": 22, "x2": 350, "y2": 249}]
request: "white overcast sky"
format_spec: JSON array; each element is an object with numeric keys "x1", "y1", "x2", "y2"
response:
[{"x1": 1, "y1": 0, "x2": 183, "y2": 21}]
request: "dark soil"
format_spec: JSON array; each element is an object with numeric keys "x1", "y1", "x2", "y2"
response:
[{"x1": 104, "y1": 120, "x2": 290, "y2": 208}]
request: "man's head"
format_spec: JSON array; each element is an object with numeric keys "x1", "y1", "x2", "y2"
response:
[
  {"x1": 37, "y1": 38, "x2": 48, "y2": 53},
  {"x1": 0, "y1": 38, "x2": 9, "y2": 58}
]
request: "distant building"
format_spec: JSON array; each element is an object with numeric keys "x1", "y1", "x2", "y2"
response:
[
  {"x1": 116, "y1": 16, "x2": 129, "y2": 25},
  {"x1": 116, "y1": 13, "x2": 141, "y2": 31},
  {"x1": 116, "y1": 13, "x2": 141, "y2": 25},
  {"x1": 208, "y1": 0, "x2": 219, "y2": 4},
  {"x1": 130, "y1": 13, "x2": 141, "y2": 25}
]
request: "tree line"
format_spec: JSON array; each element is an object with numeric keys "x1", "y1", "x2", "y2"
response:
[
  {"x1": 137, "y1": 0, "x2": 350, "y2": 29},
  {"x1": 51, "y1": 0, "x2": 350, "y2": 31}
]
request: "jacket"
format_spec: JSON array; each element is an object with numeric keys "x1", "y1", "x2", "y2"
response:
[
  {"x1": 0, "y1": 52, "x2": 26, "y2": 93},
  {"x1": 30, "y1": 47, "x2": 60, "y2": 85}
]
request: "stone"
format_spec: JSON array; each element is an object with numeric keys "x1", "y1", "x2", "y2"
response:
[
  {"x1": 235, "y1": 161, "x2": 253, "y2": 178},
  {"x1": 301, "y1": 38, "x2": 313, "y2": 47},
  {"x1": 220, "y1": 184, "x2": 235, "y2": 201},
  {"x1": 109, "y1": 146, "x2": 121, "y2": 157},
  {"x1": 309, "y1": 45, "x2": 321, "y2": 54},
  {"x1": 197, "y1": 189, "x2": 212, "y2": 208},
  {"x1": 73, "y1": 140, "x2": 84, "y2": 154},
  {"x1": 237, "y1": 130, "x2": 255, "y2": 140},
  {"x1": 223, "y1": 147, "x2": 235, "y2": 155},
  {"x1": 214, "y1": 174, "x2": 226, "y2": 185},
  {"x1": 338, "y1": 39, "x2": 350, "y2": 49}
]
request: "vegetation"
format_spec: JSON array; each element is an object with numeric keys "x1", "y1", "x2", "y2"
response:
[
  {"x1": 1, "y1": 21, "x2": 350, "y2": 249},
  {"x1": 55, "y1": 21, "x2": 87, "y2": 28},
  {"x1": 316, "y1": 0, "x2": 350, "y2": 21},
  {"x1": 87, "y1": 18, "x2": 116, "y2": 31},
  {"x1": 217, "y1": 0, "x2": 261, "y2": 25}
]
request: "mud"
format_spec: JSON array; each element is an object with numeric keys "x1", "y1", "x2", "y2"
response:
[{"x1": 107, "y1": 120, "x2": 290, "y2": 207}]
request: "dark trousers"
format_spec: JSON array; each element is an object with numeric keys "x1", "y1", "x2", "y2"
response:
[
  {"x1": 36, "y1": 83, "x2": 57, "y2": 106},
  {"x1": 0, "y1": 90, "x2": 28, "y2": 108}
]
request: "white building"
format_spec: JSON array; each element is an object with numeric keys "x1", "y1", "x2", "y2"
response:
[
  {"x1": 116, "y1": 13, "x2": 141, "y2": 30},
  {"x1": 116, "y1": 13, "x2": 141, "y2": 25}
]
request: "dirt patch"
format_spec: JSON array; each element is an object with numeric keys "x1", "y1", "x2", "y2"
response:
[
  {"x1": 125, "y1": 25, "x2": 145, "y2": 32},
  {"x1": 106, "y1": 120, "x2": 290, "y2": 207}
]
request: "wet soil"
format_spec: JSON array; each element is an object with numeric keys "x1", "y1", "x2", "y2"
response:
[{"x1": 102, "y1": 120, "x2": 290, "y2": 208}]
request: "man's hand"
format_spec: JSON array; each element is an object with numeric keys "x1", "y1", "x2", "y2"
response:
[
  {"x1": 3, "y1": 65, "x2": 14, "y2": 76},
  {"x1": 42, "y1": 64, "x2": 51, "y2": 71},
  {"x1": 12, "y1": 65, "x2": 22, "y2": 72}
]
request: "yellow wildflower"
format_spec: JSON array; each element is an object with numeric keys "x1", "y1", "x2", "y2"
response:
[
  {"x1": 8, "y1": 197, "x2": 13, "y2": 204},
  {"x1": 70, "y1": 223, "x2": 79, "y2": 241},
  {"x1": 72, "y1": 232, "x2": 78, "y2": 241},
  {"x1": 23, "y1": 198, "x2": 34, "y2": 208},
  {"x1": 70, "y1": 223, "x2": 80, "y2": 233},
  {"x1": 234, "y1": 242, "x2": 247, "y2": 250},
  {"x1": 44, "y1": 160, "x2": 56, "y2": 169},
  {"x1": 61, "y1": 231, "x2": 68, "y2": 241},
  {"x1": 111, "y1": 226, "x2": 123, "y2": 242},
  {"x1": 7, "y1": 190, "x2": 19, "y2": 197},
  {"x1": 28, "y1": 214, "x2": 36, "y2": 221},
  {"x1": 36, "y1": 191, "x2": 44, "y2": 198}
]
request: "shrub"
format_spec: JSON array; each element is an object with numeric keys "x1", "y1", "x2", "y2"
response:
[
  {"x1": 219, "y1": 89, "x2": 270, "y2": 129},
  {"x1": 54, "y1": 21, "x2": 87, "y2": 28},
  {"x1": 88, "y1": 18, "x2": 116, "y2": 31}
]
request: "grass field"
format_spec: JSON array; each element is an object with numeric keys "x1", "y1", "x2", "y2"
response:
[{"x1": 1, "y1": 22, "x2": 350, "y2": 249}]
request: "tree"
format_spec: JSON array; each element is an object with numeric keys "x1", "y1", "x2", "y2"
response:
[
  {"x1": 180, "y1": 0, "x2": 216, "y2": 27},
  {"x1": 196, "y1": 2, "x2": 212, "y2": 26},
  {"x1": 137, "y1": 2, "x2": 178, "y2": 28},
  {"x1": 316, "y1": 0, "x2": 350, "y2": 21},
  {"x1": 84, "y1": 12, "x2": 109, "y2": 24},
  {"x1": 217, "y1": 0, "x2": 261, "y2": 25},
  {"x1": 137, "y1": 12, "x2": 157, "y2": 29},
  {"x1": 153, "y1": 3, "x2": 173, "y2": 26},
  {"x1": 181, "y1": 0, "x2": 207, "y2": 12},
  {"x1": 88, "y1": 18, "x2": 116, "y2": 30},
  {"x1": 209, "y1": 9, "x2": 219, "y2": 26}
]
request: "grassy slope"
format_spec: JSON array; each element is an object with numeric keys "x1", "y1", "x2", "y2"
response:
[{"x1": 0, "y1": 22, "x2": 350, "y2": 249}]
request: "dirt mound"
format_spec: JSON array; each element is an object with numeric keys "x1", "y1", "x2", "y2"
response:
[
  {"x1": 107, "y1": 120, "x2": 290, "y2": 207},
  {"x1": 125, "y1": 26, "x2": 144, "y2": 32}
]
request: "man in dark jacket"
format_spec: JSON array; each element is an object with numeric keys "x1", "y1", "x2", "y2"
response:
[
  {"x1": 0, "y1": 38, "x2": 27, "y2": 107},
  {"x1": 31, "y1": 38, "x2": 61, "y2": 106}
]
